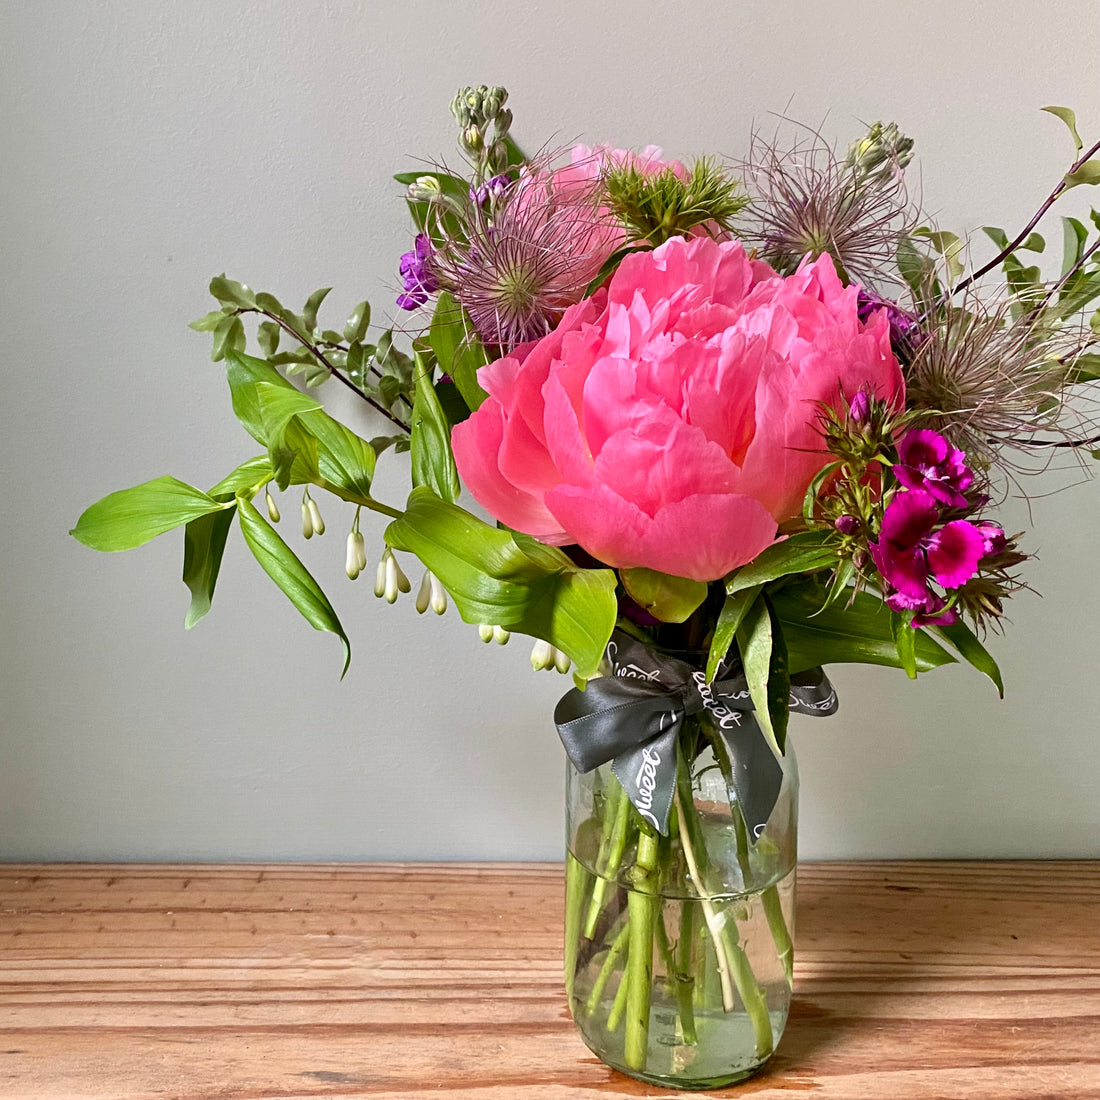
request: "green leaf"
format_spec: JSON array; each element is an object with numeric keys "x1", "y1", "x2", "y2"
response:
[
  {"x1": 211, "y1": 315, "x2": 245, "y2": 362},
  {"x1": 236, "y1": 494, "x2": 350, "y2": 677},
  {"x1": 182, "y1": 505, "x2": 235, "y2": 629},
  {"x1": 207, "y1": 456, "x2": 274, "y2": 502},
  {"x1": 735, "y1": 596, "x2": 788, "y2": 757},
  {"x1": 71, "y1": 476, "x2": 230, "y2": 552},
  {"x1": 257, "y1": 320, "x2": 280, "y2": 357},
  {"x1": 209, "y1": 274, "x2": 256, "y2": 309},
  {"x1": 981, "y1": 226, "x2": 1009, "y2": 251},
  {"x1": 913, "y1": 228, "x2": 965, "y2": 282},
  {"x1": 896, "y1": 236, "x2": 935, "y2": 295},
  {"x1": 1061, "y1": 217, "x2": 1089, "y2": 277},
  {"x1": 189, "y1": 309, "x2": 228, "y2": 333},
  {"x1": 706, "y1": 586, "x2": 761, "y2": 682},
  {"x1": 343, "y1": 300, "x2": 371, "y2": 344},
  {"x1": 929, "y1": 621, "x2": 1004, "y2": 697},
  {"x1": 410, "y1": 354, "x2": 460, "y2": 503},
  {"x1": 1065, "y1": 162, "x2": 1100, "y2": 189},
  {"x1": 429, "y1": 292, "x2": 490, "y2": 411},
  {"x1": 255, "y1": 291, "x2": 283, "y2": 313},
  {"x1": 226, "y1": 349, "x2": 299, "y2": 446},
  {"x1": 891, "y1": 613, "x2": 918, "y2": 679},
  {"x1": 385, "y1": 488, "x2": 617, "y2": 678},
  {"x1": 1020, "y1": 232, "x2": 1045, "y2": 253},
  {"x1": 434, "y1": 378, "x2": 472, "y2": 426},
  {"x1": 770, "y1": 582, "x2": 956, "y2": 675},
  {"x1": 301, "y1": 287, "x2": 332, "y2": 333},
  {"x1": 619, "y1": 568, "x2": 708, "y2": 624},
  {"x1": 1065, "y1": 353, "x2": 1100, "y2": 385},
  {"x1": 1042, "y1": 105, "x2": 1084, "y2": 153},
  {"x1": 725, "y1": 531, "x2": 837, "y2": 596}
]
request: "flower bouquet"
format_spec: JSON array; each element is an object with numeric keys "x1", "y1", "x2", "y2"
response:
[{"x1": 72, "y1": 87, "x2": 1100, "y2": 1087}]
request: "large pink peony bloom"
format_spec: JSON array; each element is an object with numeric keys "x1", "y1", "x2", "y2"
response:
[{"x1": 452, "y1": 236, "x2": 904, "y2": 582}]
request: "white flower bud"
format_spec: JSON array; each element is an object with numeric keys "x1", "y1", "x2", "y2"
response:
[
  {"x1": 415, "y1": 569, "x2": 432, "y2": 614},
  {"x1": 428, "y1": 573, "x2": 447, "y2": 615},
  {"x1": 265, "y1": 490, "x2": 280, "y2": 523},
  {"x1": 478, "y1": 623, "x2": 495, "y2": 643},
  {"x1": 553, "y1": 647, "x2": 571, "y2": 675},
  {"x1": 492, "y1": 625, "x2": 510, "y2": 645},
  {"x1": 381, "y1": 550, "x2": 410, "y2": 604},
  {"x1": 301, "y1": 500, "x2": 314, "y2": 539},
  {"x1": 374, "y1": 554, "x2": 388, "y2": 598},
  {"x1": 307, "y1": 498, "x2": 325, "y2": 536},
  {"x1": 346, "y1": 532, "x2": 366, "y2": 580},
  {"x1": 530, "y1": 639, "x2": 553, "y2": 671}
]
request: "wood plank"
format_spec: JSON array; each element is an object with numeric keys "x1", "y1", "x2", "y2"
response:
[{"x1": 0, "y1": 862, "x2": 1098, "y2": 1099}]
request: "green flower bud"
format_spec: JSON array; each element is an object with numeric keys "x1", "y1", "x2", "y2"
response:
[
  {"x1": 307, "y1": 498, "x2": 325, "y2": 536},
  {"x1": 492, "y1": 625, "x2": 510, "y2": 645},
  {"x1": 463, "y1": 124, "x2": 483, "y2": 153},
  {"x1": 345, "y1": 531, "x2": 366, "y2": 581},
  {"x1": 530, "y1": 639, "x2": 553, "y2": 672},
  {"x1": 301, "y1": 499, "x2": 314, "y2": 540},
  {"x1": 265, "y1": 489, "x2": 280, "y2": 524},
  {"x1": 406, "y1": 175, "x2": 442, "y2": 203},
  {"x1": 478, "y1": 623, "x2": 495, "y2": 643}
]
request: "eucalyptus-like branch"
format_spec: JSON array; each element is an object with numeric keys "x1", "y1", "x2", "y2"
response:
[
  {"x1": 941, "y1": 137, "x2": 1100, "y2": 303},
  {"x1": 238, "y1": 307, "x2": 412, "y2": 434}
]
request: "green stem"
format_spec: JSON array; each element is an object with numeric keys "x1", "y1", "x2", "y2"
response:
[
  {"x1": 564, "y1": 852, "x2": 588, "y2": 1000},
  {"x1": 761, "y1": 884, "x2": 794, "y2": 990},
  {"x1": 623, "y1": 825, "x2": 659, "y2": 1071},
  {"x1": 607, "y1": 954, "x2": 630, "y2": 1033},
  {"x1": 583, "y1": 778, "x2": 631, "y2": 939},
  {"x1": 584, "y1": 914, "x2": 629, "y2": 1017}
]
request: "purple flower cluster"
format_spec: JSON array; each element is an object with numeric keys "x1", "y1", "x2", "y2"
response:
[
  {"x1": 869, "y1": 430, "x2": 1003, "y2": 627},
  {"x1": 857, "y1": 289, "x2": 922, "y2": 354},
  {"x1": 396, "y1": 234, "x2": 439, "y2": 311}
]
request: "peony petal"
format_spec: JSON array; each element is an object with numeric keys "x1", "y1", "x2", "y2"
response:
[{"x1": 545, "y1": 482, "x2": 777, "y2": 582}]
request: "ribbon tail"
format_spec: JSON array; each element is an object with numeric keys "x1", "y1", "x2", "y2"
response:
[
  {"x1": 611, "y1": 723, "x2": 680, "y2": 836},
  {"x1": 717, "y1": 712, "x2": 784, "y2": 844}
]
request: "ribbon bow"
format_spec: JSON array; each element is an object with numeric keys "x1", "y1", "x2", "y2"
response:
[{"x1": 554, "y1": 631, "x2": 838, "y2": 837}]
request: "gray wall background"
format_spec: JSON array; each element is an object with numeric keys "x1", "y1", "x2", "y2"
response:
[{"x1": 2, "y1": 0, "x2": 1099, "y2": 861}]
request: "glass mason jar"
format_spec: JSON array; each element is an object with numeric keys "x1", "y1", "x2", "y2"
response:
[{"x1": 564, "y1": 713, "x2": 798, "y2": 1089}]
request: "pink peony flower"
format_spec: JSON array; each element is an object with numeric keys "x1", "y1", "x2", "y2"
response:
[{"x1": 452, "y1": 235, "x2": 904, "y2": 582}]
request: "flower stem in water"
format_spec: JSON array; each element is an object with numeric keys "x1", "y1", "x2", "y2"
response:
[{"x1": 623, "y1": 825, "x2": 659, "y2": 1070}]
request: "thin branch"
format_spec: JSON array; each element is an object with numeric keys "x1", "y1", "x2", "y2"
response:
[
  {"x1": 940, "y1": 137, "x2": 1100, "y2": 303},
  {"x1": 242, "y1": 308, "x2": 412, "y2": 433}
]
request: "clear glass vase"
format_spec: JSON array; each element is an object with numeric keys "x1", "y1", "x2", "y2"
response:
[{"x1": 564, "y1": 714, "x2": 798, "y2": 1089}]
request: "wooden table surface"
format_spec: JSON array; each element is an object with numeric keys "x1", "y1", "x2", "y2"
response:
[{"x1": 0, "y1": 861, "x2": 1097, "y2": 1099}]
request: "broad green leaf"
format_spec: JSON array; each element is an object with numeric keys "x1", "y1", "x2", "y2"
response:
[
  {"x1": 429, "y1": 292, "x2": 489, "y2": 411},
  {"x1": 1061, "y1": 217, "x2": 1089, "y2": 277},
  {"x1": 385, "y1": 488, "x2": 617, "y2": 678},
  {"x1": 896, "y1": 236, "x2": 935, "y2": 296},
  {"x1": 1042, "y1": 105, "x2": 1084, "y2": 153},
  {"x1": 620, "y1": 568, "x2": 708, "y2": 624},
  {"x1": 189, "y1": 309, "x2": 228, "y2": 333},
  {"x1": 72, "y1": 476, "x2": 230, "y2": 552},
  {"x1": 226, "y1": 349, "x2": 299, "y2": 446},
  {"x1": 301, "y1": 287, "x2": 332, "y2": 332},
  {"x1": 207, "y1": 456, "x2": 274, "y2": 502},
  {"x1": 1019, "y1": 232, "x2": 1045, "y2": 253},
  {"x1": 434, "y1": 378, "x2": 472, "y2": 426},
  {"x1": 929, "y1": 621, "x2": 1004, "y2": 697},
  {"x1": 343, "y1": 300, "x2": 371, "y2": 344},
  {"x1": 253, "y1": 378, "x2": 376, "y2": 499},
  {"x1": 1065, "y1": 162, "x2": 1100, "y2": 189},
  {"x1": 726, "y1": 532, "x2": 837, "y2": 596},
  {"x1": 1066, "y1": 353, "x2": 1100, "y2": 385},
  {"x1": 771, "y1": 583, "x2": 956, "y2": 675},
  {"x1": 410, "y1": 354, "x2": 460, "y2": 503},
  {"x1": 735, "y1": 596, "x2": 788, "y2": 756},
  {"x1": 255, "y1": 291, "x2": 282, "y2": 313},
  {"x1": 182, "y1": 505, "x2": 235, "y2": 629},
  {"x1": 891, "y1": 613, "x2": 918, "y2": 679},
  {"x1": 237, "y1": 494, "x2": 350, "y2": 677},
  {"x1": 209, "y1": 274, "x2": 256, "y2": 309},
  {"x1": 913, "y1": 228, "x2": 965, "y2": 282},
  {"x1": 211, "y1": 314, "x2": 245, "y2": 362},
  {"x1": 706, "y1": 586, "x2": 761, "y2": 682},
  {"x1": 981, "y1": 226, "x2": 1009, "y2": 251},
  {"x1": 257, "y1": 320, "x2": 280, "y2": 357}
]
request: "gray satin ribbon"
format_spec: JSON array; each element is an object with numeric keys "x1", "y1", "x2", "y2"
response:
[{"x1": 554, "y1": 631, "x2": 838, "y2": 838}]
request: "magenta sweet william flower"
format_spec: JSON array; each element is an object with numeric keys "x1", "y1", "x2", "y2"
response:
[
  {"x1": 870, "y1": 489, "x2": 986, "y2": 626},
  {"x1": 451, "y1": 235, "x2": 904, "y2": 582},
  {"x1": 894, "y1": 429, "x2": 974, "y2": 508}
]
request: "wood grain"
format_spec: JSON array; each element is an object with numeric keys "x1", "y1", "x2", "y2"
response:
[{"x1": 1, "y1": 862, "x2": 1098, "y2": 1099}]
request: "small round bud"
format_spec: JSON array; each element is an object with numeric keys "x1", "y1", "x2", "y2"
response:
[
  {"x1": 492, "y1": 625, "x2": 510, "y2": 645},
  {"x1": 849, "y1": 389, "x2": 871, "y2": 424},
  {"x1": 834, "y1": 514, "x2": 860, "y2": 536},
  {"x1": 478, "y1": 623, "x2": 495, "y2": 643},
  {"x1": 530, "y1": 639, "x2": 553, "y2": 671},
  {"x1": 463, "y1": 124, "x2": 483, "y2": 152}
]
